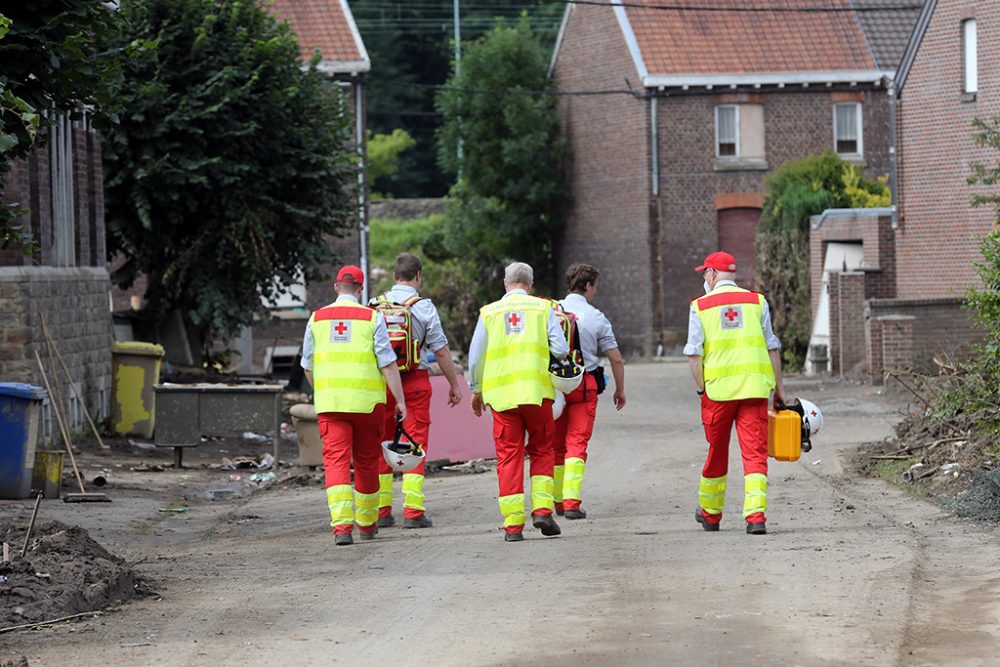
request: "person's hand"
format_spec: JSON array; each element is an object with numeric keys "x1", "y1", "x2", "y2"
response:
[
  {"x1": 613, "y1": 389, "x2": 626, "y2": 411},
  {"x1": 470, "y1": 392, "x2": 484, "y2": 417},
  {"x1": 395, "y1": 402, "x2": 407, "y2": 423},
  {"x1": 448, "y1": 383, "x2": 463, "y2": 407},
  {"x1": 773, "y1": 385, "x2": 786, "y2": 406}
]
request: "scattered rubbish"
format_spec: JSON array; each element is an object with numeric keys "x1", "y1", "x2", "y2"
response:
[
  {"x1": 241, "y1": 431, "x2": 269, "y2": 442},
  {"x1": 129, "y1": 440, "x2": 157, "y2": 451},
  {"x1": 0, "y1": 575, "x2": 7, "y2": 583},
  {"x1": 130, "y1": 464, "x2": 165, "y2": 473},
  {"x1": 228, "y1": 474, "x2": 242, "y2": 482},
  {"x1": 940, "y1": 463, "x2": 960, "y2": 474},
  {"x1": 204, "y1": 488, "x2": 240, "y2": 501},
  {"x1": 93, "y1": 475, "x2": 108, "y2": 487},
  {"x1": 157, "y1": 508, "x2": 189, "y2": 514},
  {"x1": 440, "y1": 459, "x2": 491, "y2": 474},
  {"x1": 249, "y1": 472, "x2": 277, "y2": 487},
  {"x1": 221, "y1": 453, "x2": 274, "y2": 470},
  {"x1": 902, "y1": 462, "x2": 926, "y2": 482},
  {"x1": 811, "y1": 460, "x2": 822, "y2": 466},
  {"x1": 34, "y1": 572, "x2": 51, "y2": 579}
]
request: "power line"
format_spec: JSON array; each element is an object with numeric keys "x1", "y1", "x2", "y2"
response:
[
  {"x1": 386, "y1": 80, "x2": 642, "y2": 98},
  {"x1": 560, "y1": 0, "x2": 922, "y2": 13}
]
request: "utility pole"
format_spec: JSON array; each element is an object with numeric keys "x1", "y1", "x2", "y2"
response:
[{"x1": 454, "y1": 0, "x2": 463, "y2": 166}]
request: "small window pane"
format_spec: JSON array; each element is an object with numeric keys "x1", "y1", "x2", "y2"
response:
[
  {"x1": 717, "y1": 106, "x2": 737, "y2": 157},
  {"x1": 835, "y1": 104, "x2": 859, "y2": 155},
  {"x1": 963, "y1": 19, "x2": 978, "y2": 93}
]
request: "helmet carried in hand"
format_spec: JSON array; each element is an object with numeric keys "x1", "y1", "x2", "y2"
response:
[
  {"x1": 549, "y1": 358, "x2": 584, "y2": 394},
  {"x1": 381, "y1": 421, "x2": 425, "y2": 473}
]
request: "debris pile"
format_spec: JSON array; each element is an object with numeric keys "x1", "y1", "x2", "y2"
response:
[{"x1": 0, "y1": 520, "x2": 151, "y2": 628}]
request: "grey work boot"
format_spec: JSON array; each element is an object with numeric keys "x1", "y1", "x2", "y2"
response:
[
  {"x1": 746, "y1": 521, "x2": 767, "y2": 535},
  {"x1": 403, "y1": 514, "x2": 433, "y2": 529},
  {"x1": 564, "y1": 508, "x2": 587, "y2": 520},
  {"x1": 334, "y1": 533, "x2": 353, "y2": 546},
  {"x1": 532, "y1": 514, "x2": 562, "y2": 536},
  {"x1": 376, "y1": 513, "x2": 396, "y2": 528},
  {"x1": 695, "y1": 507, "x2": 720, "y2": 532},
  {"x1": 504, "y1": 531, "x2": 524, "y2": 542}
]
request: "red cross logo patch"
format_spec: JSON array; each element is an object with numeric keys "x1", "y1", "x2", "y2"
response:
[
  {"x1": 720, "y1": 305, "x2": 744, "y2": 330},
  {"x1": 330, "y1": 320, "x2": 352, "y2": 343},
  {"x1": 504, "y1": 311, "x2": 526, "y2": 335}
]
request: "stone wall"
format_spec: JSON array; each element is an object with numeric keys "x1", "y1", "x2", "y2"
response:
[
  {"x1": 0, "y1": 267, "x2": 113, "y2": 438},
  {"x1": 370, "y1": 198, "x2": 445, "y2": 221}
]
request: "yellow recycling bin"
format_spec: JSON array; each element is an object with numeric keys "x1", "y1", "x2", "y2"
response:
[{"x1": 111, "y1": 341, "x2": 165, "y2": 438}]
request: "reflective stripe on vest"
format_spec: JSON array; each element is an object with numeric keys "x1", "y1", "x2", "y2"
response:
[
  {"x1": 481, "y1": 294, "x2": 555, "y2": 412},
  {"x1": 311, "y1": 304, "x2": 386, "y2": 413},
  {"x1": 695, "y1": 286, "x2": 775, "y2": 401}
]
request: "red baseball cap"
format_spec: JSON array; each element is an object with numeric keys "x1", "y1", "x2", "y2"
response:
[
  {"x1": 695, "y1": 251, "x2": 737, "y2": 273},
  {"x1": 335, "y1": 265, "x2": 365, "y2": 286}
]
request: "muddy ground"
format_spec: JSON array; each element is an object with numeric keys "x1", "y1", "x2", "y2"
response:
[{"x1": 2, "y1": 362, "x2": 999, "y2": 666}]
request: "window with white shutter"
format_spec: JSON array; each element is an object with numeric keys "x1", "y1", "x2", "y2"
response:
[
  {"x1": 834, "y1": 103, "x2": 862, "y2": 156},
  {"x1": 715, "y1": 105, "x2": 738, "y2": 158}
]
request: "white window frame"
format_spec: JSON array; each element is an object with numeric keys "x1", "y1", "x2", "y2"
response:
[
  {"x1": 715, "y1": 105, "x2": 740, "y2": 159},
  {"x1": 833, "y1": 102, "x2": 863, "y2": 157},
  {"x1": 962, "y1": 19, "x2": 978, "y2": 93}
]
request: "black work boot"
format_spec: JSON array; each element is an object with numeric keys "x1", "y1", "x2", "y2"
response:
[
  {"x1": 746, "y1": 521, "x2": 767, "y2": 535},
  {"x1": 695, "y1": 507, "x2": 720, "y2": 532},
  {"x1": 532, "y1": 514, "x2": 562, "y2": 536},
  {"x1": 376, "y1": 513, "x2": 396, "y2": 528},
  {"x1": 564, "y1": 508, "x2": 587, "y2": 520},
  {"x1": 504, "y1": 531, "x2": 524, "y2": 542},
  {"x1": 334, "y1": 533, "x2": 354, "y2": 546},
  {"x1": 357, "y1": 526, "x2": 379, "y2": 541},
  {"x1": 403, "y1": 514, "x2": 433, "y2": 529}
]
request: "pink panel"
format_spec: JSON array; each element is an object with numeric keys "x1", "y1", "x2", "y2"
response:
[{"x1": 427, "y1": 374, "x2": 496, "y2": 463}]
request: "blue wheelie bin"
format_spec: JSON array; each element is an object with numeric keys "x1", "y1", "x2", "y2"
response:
[{"x1": 0, "y1": 383, "x2": 48, "y2": 499}]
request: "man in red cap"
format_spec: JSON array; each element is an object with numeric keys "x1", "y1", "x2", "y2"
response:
[
  {"x1": 684, "y1": 251, "x2": 785, "y2": 535},
  {"x1": 302, "y1": 265, "x2": 406, "y2": 546}
]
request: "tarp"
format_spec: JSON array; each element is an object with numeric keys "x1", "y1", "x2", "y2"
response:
[{"x1": 427, "y1": 374, "x2": 495, "y2": 463}]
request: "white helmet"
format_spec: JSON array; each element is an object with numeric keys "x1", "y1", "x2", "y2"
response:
[
  {"x1": 381, "y1": 424, "x2": 425, "y2": 473},
  {"x1": 549, "y1": 358, "x2": 584, "y2": 394},
  {"x1": 798, "y1": 398, "x2": 824, "y2": 437},
  {"x1": 552, "y1": 392, "x2": 566, "y2": 420}
]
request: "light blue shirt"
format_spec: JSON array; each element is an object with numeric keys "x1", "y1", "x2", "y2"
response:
[
  {"x1": 379, "y1": 284, "x2": 450, "y2": 370},
  {"x1": 560, "y1": 293, "x2": 619, "y2": 371},
  {"x1": 683, "y1": 281, "x2": 781, "y2": 356},
  {"x1": 467, "y1": 289, "x2": 570, "y2": 393},
  {"x1": 301, "y1": 294, "x2": 397, "y2": 370}
]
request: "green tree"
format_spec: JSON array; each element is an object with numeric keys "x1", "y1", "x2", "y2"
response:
[
  {"x1": 103, "y1": 0, "x2": 356, "y2": 361},
  {"x1": 1, "y1": 2, "x2": 131, "y2": 253},
  {"x1": 367, "y1": 128, "x2": 416, "y2": 197},
  {"x1": 755, "y1": 152, "x2": 890, "y2": 368},
  {"x1": 436, "y1": 16, "x2": 565, "y2": 296}
]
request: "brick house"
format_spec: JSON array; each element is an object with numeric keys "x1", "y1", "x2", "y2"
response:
[
  {"x1": 0, "y1": 114, "x2": 114, "y2": 440},
  {"x1": 810, "y1": 0, "x2": 998, "y2": 380},
  {"x1": 550, "y1": 0, "x2": 919, "y2": 355}
]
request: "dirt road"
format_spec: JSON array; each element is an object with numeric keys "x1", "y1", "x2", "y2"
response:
[{"x1": 4, "y1": 363, "x2": 999, "y2": 666}]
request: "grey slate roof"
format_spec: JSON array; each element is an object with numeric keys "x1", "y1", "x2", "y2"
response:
[{"x1": 853, "y1": 0, "x2": 924, "y2": 70}]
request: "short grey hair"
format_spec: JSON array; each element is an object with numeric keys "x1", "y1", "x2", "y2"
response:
[
  {"x1": 715, "y1": 270, "x2": 737, "y2": 281},
  {"x1": 504, "y1": 262, "x2": 534, "y2": 286}
]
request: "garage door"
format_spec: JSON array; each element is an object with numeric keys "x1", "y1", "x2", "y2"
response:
[{"x1": 717, "y1": 207, "x2": 762, "y2": 288}]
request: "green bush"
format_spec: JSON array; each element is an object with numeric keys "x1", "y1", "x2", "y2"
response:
[{"x1": 756, "y1": 152, "x2": 890, "y2": 369}]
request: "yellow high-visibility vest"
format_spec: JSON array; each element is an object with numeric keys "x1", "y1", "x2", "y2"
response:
[
  {"x1": 695, "y1": 285, "x2": 775, "y2": 401},
  {"x1": 481, "y1": 293, "x2": 555, "y2": 412},
  {"x1": 310, "y1": 303, "x2": 386, "y2": 413}
]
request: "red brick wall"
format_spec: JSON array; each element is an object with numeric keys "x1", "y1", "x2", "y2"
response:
[
  {"x1": 834, "y1": 272, "x2": 867, "y2": 375},
  {"x1": 552, "y1": 4, "x2": 652, "y2": 355},
  {"x1": 866, "y1": 297, "x2": 981, "y2": 373},
  {"x1": 896, "y1": 0, "x2": 1000, "y2": 297},
  {"x1": 658, "y1": 90, "x2": 891, "y2": 344}
]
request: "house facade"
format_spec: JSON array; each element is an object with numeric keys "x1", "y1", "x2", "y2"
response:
[
  {"x1": 0, "y1": 114, "x2": 114, "y2": 439},
  {"x1": 810, "y1": 0, "x2": 998, "y2": 381},
  {"x1": 550, "y1": 0, "x2": 919, "y2": 355}
]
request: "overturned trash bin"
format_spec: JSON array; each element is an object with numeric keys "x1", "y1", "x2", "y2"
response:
[
  {"x1": 0, "y1": 383, "x2": 47, "y2": 499},
  {"x1": 111, "y1": 342, "x2": 164, "y2": 438}
]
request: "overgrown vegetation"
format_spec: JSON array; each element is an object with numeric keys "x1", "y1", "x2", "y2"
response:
[
  {"x1": 368, "y1": 128, "x2": 416, "y2": 198},
  {"x1": 755, "y1": 152, "x2": 890, "y2": 369},
  {"x1": 103, "y1": 0, "x2": 357, "y2": 364},
  {"x1": 436, "y1": 16, "x2": 565, "y2": 295}
]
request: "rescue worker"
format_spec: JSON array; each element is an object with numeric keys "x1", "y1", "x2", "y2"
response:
[
  {"x1": 374, "y1": 253, "x2": 464, "y2": 529},
  {"x1": 468, "y1": 262, "x2": 570, "y2": 542},
  {"x1": 684, "y1": 251, "x2": 785, "y2": 535},
  {"x1": 553, "y1": 263, "x2": 627, "y2": 519},
  {"x1": 301, "y1": 266, "x2": 406, "y2": 546}
]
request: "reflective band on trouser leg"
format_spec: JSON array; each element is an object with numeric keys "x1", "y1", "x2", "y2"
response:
[
  {"x1": 499, "y1": 493, "x2": 525, "y2": 528},
  {"x1": 552, "y1": 465, "x2": 565, "y2": 504},
  {"x1": 743, "y1": 473, "x2": 767, "y2": 519},
  {"x1": 378, "y1": 473, "x2": 393, "y2": 509},
  {"x1": 563, "y1": 457, "x2": 586, "y2": 502},
  {"x1": 699, "y1": 475, "x2": 727, "y2": 515},
  {"x1": 530, "y1": 475, "x2": 554, "y2": 514},
  {"x1": 402, "y1": 473, "x2": 425, "y2": 513},
  {"x1": 355, "y1": 489, "x2": 379, "y2": 528},
  {"x1": 326, "y1": 484, "x2": 354, "y2": 528}
]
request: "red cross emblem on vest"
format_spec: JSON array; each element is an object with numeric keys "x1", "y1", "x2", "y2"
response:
[
  {"x1": 330, "y1": 320, "x2": 352, "y2": 343},
  {"x1": 504, "y1": 311, "x2": 526, "y2": 335},
  {"x1": 720, "y1": 304, "x2": 743, "y2": 330}
]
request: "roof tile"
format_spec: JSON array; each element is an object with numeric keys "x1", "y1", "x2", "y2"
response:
[{"x1": 267, "y1": 0, "x2": 366, "y2": 68}]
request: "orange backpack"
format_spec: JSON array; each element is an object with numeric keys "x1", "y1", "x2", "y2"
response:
[{"x1": 371, "y1": 294, "x2": 424, "y2": 373}]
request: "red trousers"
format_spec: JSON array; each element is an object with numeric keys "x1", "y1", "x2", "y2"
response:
[
  {"x1": 554, "y1": 373, "x2": 598, "y2": 464},
  {"x1": 700, "y1": 395, "x2": 768, "y2": 524},
  {"x1": 319, "y1": 406, "x2": 384, "y2": 534},
  {"x1": 378, "y1": 370, "x2": 432, "y2": 519},
  {"x1": 493, "y1": 400, "x2": 555, "y2": 528},
  {"x1": 553, "y1": 373, "x2": 598, "y2": 510}
]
